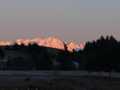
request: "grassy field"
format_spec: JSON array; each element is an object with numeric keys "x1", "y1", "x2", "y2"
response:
[
  {"x1": 0, "y1": 77, "x2": 120, "y2": 90},
  {"x1": 0, "y1": 71, "x2": 120, "y2": 90}
]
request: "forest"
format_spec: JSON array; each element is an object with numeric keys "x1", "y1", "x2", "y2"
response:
[{"x1": 0, "y1": 35, "x2": 120, "y2": 72}]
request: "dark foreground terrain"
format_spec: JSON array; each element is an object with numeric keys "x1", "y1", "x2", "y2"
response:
[
  {"x1": 0, "y1": 71, "x2": 120, "y2": 90},
  {"x1": 0, "y1": 77, "x2": 120, "y2": 90}
]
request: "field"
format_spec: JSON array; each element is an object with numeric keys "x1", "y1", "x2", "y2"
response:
[{"x1": 0, "y1": 71, "x2": 120, "y2": 90}]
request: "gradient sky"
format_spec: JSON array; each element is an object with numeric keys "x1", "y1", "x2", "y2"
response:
[{"x1": 0, "y1": 0, "x2": 120, "y2": 42}]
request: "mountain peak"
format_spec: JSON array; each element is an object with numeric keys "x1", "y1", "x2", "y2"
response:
[
  {"x1": 67, "y1": 41, "x2": 80, "y2": 52},
  {"x1": 0, "y1": 36, "x2": 85, "y2": 52}
]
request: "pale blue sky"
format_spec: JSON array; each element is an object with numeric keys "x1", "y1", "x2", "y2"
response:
[
  {"x1": 80, "y1": 0, "x2": 120, "y2": 8},
  {"x1": 0, "y1": 0, "x2": 120, "y2": 42},
  {"x1": 0, "y1": 0, "x2": 120, "y2": 8}
]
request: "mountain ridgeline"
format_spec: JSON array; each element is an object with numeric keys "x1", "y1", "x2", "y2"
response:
[{"x1": 0, "y1": 35, "x2": 120, "y2": 72}]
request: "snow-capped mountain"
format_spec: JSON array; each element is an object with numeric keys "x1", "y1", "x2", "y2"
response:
[{"x1": 0, "y1": 36, "x2": 85, "y2": 52}]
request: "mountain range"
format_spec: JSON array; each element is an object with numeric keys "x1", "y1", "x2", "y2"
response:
[{"x1": 0, "y1": 36, "x2": 85, "y2": 52}]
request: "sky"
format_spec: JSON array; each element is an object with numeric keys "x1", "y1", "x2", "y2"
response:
[{"x1": 0, "y1": 0, "x2": 120, "y2": 42}]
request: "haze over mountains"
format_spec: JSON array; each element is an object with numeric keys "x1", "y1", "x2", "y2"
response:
[{"x1": 0, "y1": 36, "x2": 84, "y2": 52}]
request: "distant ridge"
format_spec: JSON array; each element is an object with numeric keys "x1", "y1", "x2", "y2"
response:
[{"x1": 0, "y1": 36, "x2": 85, "y2": 52}]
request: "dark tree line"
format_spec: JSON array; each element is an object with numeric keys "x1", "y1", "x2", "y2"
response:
[
  {"x1": 0, "y1": 43, "x2": 78, "y2": 70},
  {"x1": 78, "y1": 35, "x2": 120, "y2": 72},
  {"x1": 0, "y1": 35, "x2": 120, "y2": 72}
]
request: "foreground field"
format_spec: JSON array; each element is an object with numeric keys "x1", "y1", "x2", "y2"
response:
[
  {"x1": 0, "y1": 71, "x2": 120, "y2": 90},
  {"x1": 1, "y1": 77, "x2": 120, "y2": 90}
]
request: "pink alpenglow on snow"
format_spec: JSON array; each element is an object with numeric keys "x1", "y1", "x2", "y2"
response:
[
  {"x1": 0, "y1": 36, "x2": 85, "y2": 52},
  {"x1": 67, "y1": 42, "x2": 80, "y2": 52}
]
